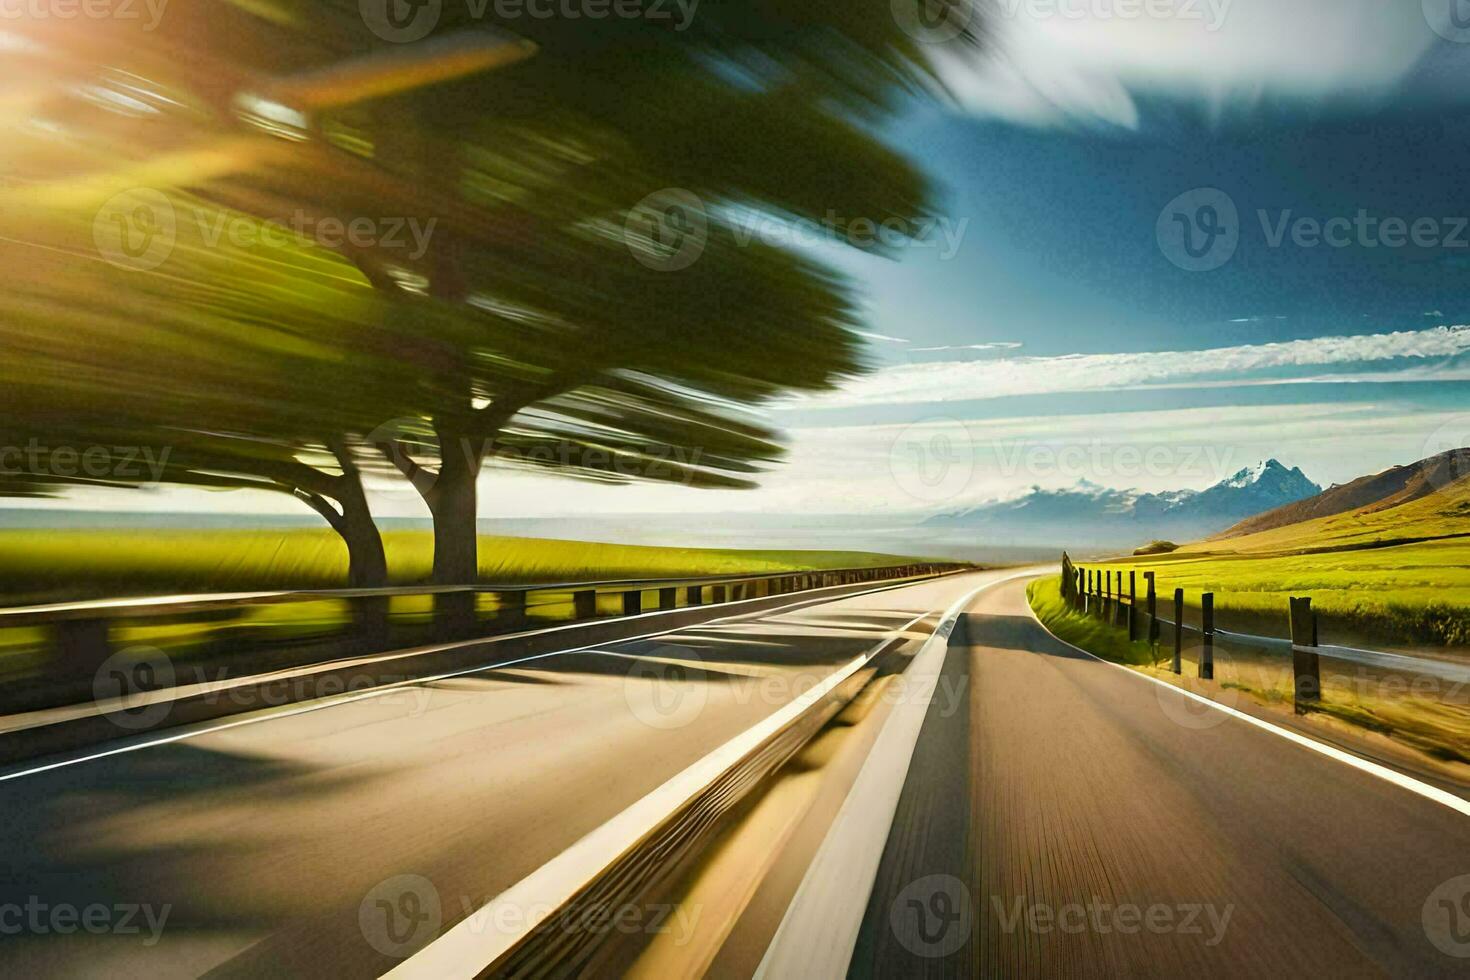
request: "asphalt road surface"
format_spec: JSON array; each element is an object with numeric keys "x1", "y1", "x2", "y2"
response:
[
  {"x1": 4, "y1": 569, "x2": 1468, "y2": 979},
  {"x1": 852, "y1": 576, "x2": 1470, "y2": 979},
  {"x1": 0, "y1": 571, "x2": 984, "y2": 978}
]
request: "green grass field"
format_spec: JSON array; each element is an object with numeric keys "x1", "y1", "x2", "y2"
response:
[
  {"x1": 1027, "y1": 575, "x2": 1470, "y2": 766},
  {"x1": 1089, "y1": 478, "x2": 1470, "y2": 650},
  {"x1": 0, "y1": 528, "x2": 924, "y2": 603}
]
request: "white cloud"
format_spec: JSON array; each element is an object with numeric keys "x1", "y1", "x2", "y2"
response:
[
  {"x1": 945, "y1": 0, "x2": 1437, "y2": 128},
  {"x1": 852, "y1": 329, "x2": 910, "y2": 343},
  {"x1": 796, "y1": 326, "x2": 1470, "y2": 409},
  {"x1": 910, "y1": 342, "x2": 1024, "y2": 352}
]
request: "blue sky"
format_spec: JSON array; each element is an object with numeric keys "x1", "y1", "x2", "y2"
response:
[{"x1": 35, "y1": 0, "x2": 1470, "y2": 523}]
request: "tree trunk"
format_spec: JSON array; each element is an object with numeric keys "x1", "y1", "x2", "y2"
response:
[
  {"x1": 338, "y1": 478, "x2": 388, "y2": 589},
  {"x1": 321, "y1": 444, "x2": 389, "y2": 649},
  {"x1": 428, "y1": 422, "x2": 483, "y2": 637}
]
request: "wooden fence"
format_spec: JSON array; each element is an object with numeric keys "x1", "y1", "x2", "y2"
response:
[{"x1": 1062, "y1": 553, "x2": 1328, "y2": 713}]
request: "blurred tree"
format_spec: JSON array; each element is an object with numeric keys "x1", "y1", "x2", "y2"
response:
[{"x1": 0, "y1": 1, "x2": 981, "y2": 598}]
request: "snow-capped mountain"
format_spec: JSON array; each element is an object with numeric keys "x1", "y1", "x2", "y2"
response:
[{"x1": 924, "y1": 460, "x2": 1321, "y2": 550}]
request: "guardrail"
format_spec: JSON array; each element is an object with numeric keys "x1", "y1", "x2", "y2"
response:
[
  {"x1": 1060, "y1": 553, "x2": 1469, "y2": 716},
  {"x1": 0, "y1": 561, "x2": 965, "y2": 715}
]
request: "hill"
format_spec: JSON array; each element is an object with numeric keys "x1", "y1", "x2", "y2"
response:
[
  {"x1": 1097, "y1": 454, "x2": 1470, "y2": 650},
  {"x1": 1216, "y1": 449, "x2": 1470, "y2": 540}
]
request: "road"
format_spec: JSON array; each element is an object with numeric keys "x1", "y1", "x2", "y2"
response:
[
  {"x1": 0, "y1": 570, "x2": 986, "y2": 978},
  {"x1": 2, "y1": 569, "x2": 1467, "y2": 978},
  {"x1": 849, "y1": 576, "x2": 1470, "y2": 978}
]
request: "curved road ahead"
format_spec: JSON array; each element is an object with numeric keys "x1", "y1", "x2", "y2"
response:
[{"x1": 848, "y1": 576, "x2": 1470, "y2": 978}]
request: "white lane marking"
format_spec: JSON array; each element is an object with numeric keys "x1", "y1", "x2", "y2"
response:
[
  {"x1": 382, "y1": 601, "x2": 948, "y2": 980},
  {"x1": 1025, "y1": 589, "x2": 1470, "y2": 819},
  {"x1": 755, "y1": 571, "x2": 1037, "y2": 980},
  {"x1": 0, "y1": 575, "x2": 970, "y2": 786}
]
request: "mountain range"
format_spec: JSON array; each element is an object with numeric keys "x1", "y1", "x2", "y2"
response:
[
  {"x1": 1214, "y1": 449, "x2": 1470, "y2": 540},
  {"x1": 923, "y1": 459, "x2": 1322, "y2": 550}
]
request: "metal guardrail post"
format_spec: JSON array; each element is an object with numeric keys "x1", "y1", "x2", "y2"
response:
[
  {"x1": 573, "y1": 589, "x2": 597, "y2": 620},
  {"x1": 1172, "y1": 588, "x2": 1183, "y2": 675},
  {"x1": 659, "y1": 587, "x2": 677, "y2": 611},
  {"x1": 1289, "y1": 596, "x2": 1321, "y2": 713},
  {"x1": 349, "y1": 594, "x2": 390, "y2": 651},
  {"x1": 434, "y1": 590, "x2": 479, "y2": 641},
  {"x1": 1200, "y1": 592, "x2": 1215, "y2": 680},
  {"x1": 498, "y1": 590, "x2": 527, "y2": 631},
  {"x1": 56, "y1": 618, "x2": 110, "y2": 680}
]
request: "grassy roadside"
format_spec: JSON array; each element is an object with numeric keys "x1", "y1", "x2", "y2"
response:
[
  {"x1": 1027, "y1": 575, "x2": 1470, "y2": 767},
  {"x1": 1094, "y1": 477, "x2": 1470, "y2": 650},
  {"x1": 0, "y1": 529, "x2": 929, "y2": 603},
  {"x1": 1025, "y1": 576, "x2": 1157, "y2": 667},
  {"x1": 1096, "y1": 541, "x2": 1470, "y2": 651}
]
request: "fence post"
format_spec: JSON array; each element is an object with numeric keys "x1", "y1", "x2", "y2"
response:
[
  {"x1": 1200, "y1": 592, "x2": 1214, "y2": 680},
  {"x1": 1127, "y1": 571, "x2": 1138, "y2": 641},
  {"x1": 1288, "y1": 596, "x2": 1321, "y2": 713},
  {"x1": 1172, "y1": 588, "x2": 1183, "y2": 674},
  {"x1": 1145, "y1": 572, "x2": 1159, "y2": 654},
  {"x1": 1083, "y1": 570, "x2": 1091, "y2": 614}
]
